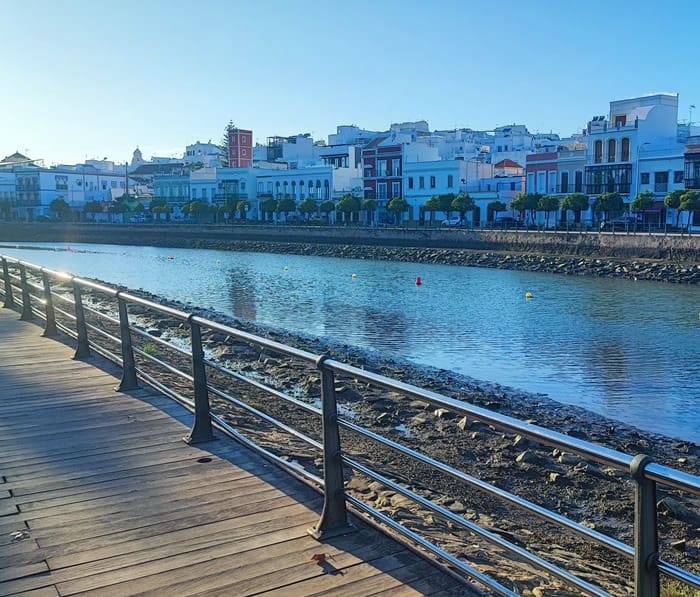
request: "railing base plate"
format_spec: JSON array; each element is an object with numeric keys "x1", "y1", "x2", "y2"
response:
[
  {"x1": 307, "y1": 523, "x2": 355, "y2": 541},
  {"x1": 183, "y1": 433, "x2": 217, "y2": 445}
]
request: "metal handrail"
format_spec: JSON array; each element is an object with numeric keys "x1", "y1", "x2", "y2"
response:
[
  {"x1": 2, "y1": 254, "x2": 699, "y2": 597},
  {"x1": 327, "y1": 358, "x2": 635, "y2": 471}
]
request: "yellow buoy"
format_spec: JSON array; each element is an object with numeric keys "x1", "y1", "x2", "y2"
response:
[
  {"x1": 351, "y1": 273, "x2": 357, "y2": 278},
  {"x1": 283, "y1": 266, "x2": 288, "y2": 270},
  {"x1": 525, "y1": 292, "x2": 533, "y2": 299}
]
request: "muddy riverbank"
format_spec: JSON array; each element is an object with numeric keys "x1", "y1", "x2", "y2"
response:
[{"x1": 98, "y1": 285, "x2": 700, "y2": 596}]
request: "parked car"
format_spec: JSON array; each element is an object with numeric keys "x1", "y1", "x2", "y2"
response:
[
  {"x1": 441, "y1": 217, "x2": 462, "y2": 227},
  {"x1": 493, "y1": 216, "x2": 523, "y2": 228},
  {"x1": 35, "y1": 215, "x2": 53, "y2": 222}
]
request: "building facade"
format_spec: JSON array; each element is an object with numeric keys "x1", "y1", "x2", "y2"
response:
[
  {"x1": 362, "y1": 140, "x2": 403, "y2": 219},
  {"x1": 11, "y1": 164, "x2": 132, "y2": 220},
  {"x1": 228, "y1": 128, "x2": 253, "y2": 168}
]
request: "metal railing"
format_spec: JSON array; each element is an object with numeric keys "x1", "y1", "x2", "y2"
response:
[{"x1": 1, "y1": 254, "x2": 699, "y2": 596}]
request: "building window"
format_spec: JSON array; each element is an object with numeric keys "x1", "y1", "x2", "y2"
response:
[
  {"x1": 654, "y1": 171, "x2": 669, "y2": 193},
  {"x1": 594, "y1": 140, "x2": 603, "y2": 164},
  {"x1": 574, "y1": 171, "x2": 583, "y2": 193},
  {"x1": 674, "y1": 171, "x2": 684, "y2": 184},
  {"x1": 430, "y1": 176, "x2": 436, "y2": 189},
  {"x1": 560, "y1": 171, "x2": 569, "y2": 194},
  {"x1": 408, "y1": 177, "x2": 414, "y2": 189},
  {"x1": 621, "y1": 138, "x2": 630, "y2": 161},
  {"x1": 607, "y1": 139, "x2": 616, "y2": 163},
  {"x1": 392, "y1": 159, "x2": 400, "y2": 176},
  {"x1": 241, "y1": 182, "x2": 246, "y2": 191},
  {"x1": 392, "y1": 181, "x2": 400, "y2": 198},
  {"x1": 527, "y1": 172, "x2": 535, "y2": 192},
  {"x1": 447, "y1": 175, "x2": 453, "y2": 188},
  {"x1": 419, "y1": 176, "x2": 425, "y2": 189},
  {"x1": 377, "y1": 183, "x2": 387, "y2": 199},
  {"x1": 378, "y1": 160, "x2": 387, "y2": 176},
  {"x1": 641, "y1": 173, "x2": 650, "y2": 185}
]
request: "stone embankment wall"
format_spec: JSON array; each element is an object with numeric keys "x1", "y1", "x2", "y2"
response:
[{"x1": 1, "y1": 223, "x2": 698, "y2": 283}]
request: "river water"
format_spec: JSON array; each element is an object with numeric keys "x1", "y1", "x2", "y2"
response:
[{"x1": 2, "y1": 242, "x2": 699, "y2": 443}]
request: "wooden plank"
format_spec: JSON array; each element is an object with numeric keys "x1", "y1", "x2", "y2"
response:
[
  {"x1": 11, "y1": 587, "x2": 60, "y2": 597},
  {"x1": 0, "y1": 560, "x2": 49, "y2": 583},
  {"x1": 22, "y1": 469, "x2": 286, "y2": 527},
  {"x1": 44, "y1": 502, "x2": 311, "y2": 564},
  {"x1": 0, "y1": 310, "x2": 464, "y2": 596},
  {"x1": 32, "y1": 490, "x2": 310, "y2": 548}
]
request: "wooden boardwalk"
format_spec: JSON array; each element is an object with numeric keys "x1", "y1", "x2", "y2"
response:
[{"x1": 0, "y1": 309, "x2": 472, "y2": 596}]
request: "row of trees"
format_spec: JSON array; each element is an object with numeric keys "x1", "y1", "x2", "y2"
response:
[
  {"x1": 39, "y1": 187, "x2": 700, "y2": 229},
  {"x1": 256, "y1": 194, "x2": 409, "y2": 224},
  {"x1": 505, "y1": 190, "x2": 700, "y2": 229}
]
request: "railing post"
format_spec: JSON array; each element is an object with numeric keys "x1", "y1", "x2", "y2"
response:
[
  {"x1": 18, "y1": 264, "x2": 33, "y2": 321},
  {"x1": 2, "y1": 258, "x2": 15, "y2": 308},
  {"x1": 115, "y1": 294, "x2": 138, "y2": 391},
  {"x1": 631, "y1": 454, "x2": 660, "y2": 597},
  {"x1": 309, "y1": 355, "x2": 353, "y2": 540},
  {"x1": 184, "y1": 317, "x2": 215, "y2": 444},
  {"x1": 41, "y1": 271, "x2": 57, "y2": 337},
  {"x1": 72, "y1": 281, "x2": 91, "y2": 359}
]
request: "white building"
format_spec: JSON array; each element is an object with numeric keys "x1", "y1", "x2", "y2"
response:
[
  {"x1": 184, "y1": 141, "x2": 220, "y2": 168},
  {"x1": 13, "y1": 163, "x2": 136, "y2": 220},
  {"x1": 0, "y1": 173, "x2": 16, "y2": 213},
  {"x1": 583, "y1": 93, "x2": 685, "y2": 201},
  {"x1": 254, "y1": 163, "x2": 361, "y2": 204},
  {"x1": 403, "y1": 159, "x2": 466, "y2": 220}
]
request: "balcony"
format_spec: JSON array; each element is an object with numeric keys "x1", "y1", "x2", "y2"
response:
[
  {"x1": 585, "y1": 183, "x2": 631, "y2": 195},
  {"x1": 552, "y1": 184, "x2": 585, "y2": 195},
  {"x1": 685, "y1": 178, "x2": 700, "y2": 189}
]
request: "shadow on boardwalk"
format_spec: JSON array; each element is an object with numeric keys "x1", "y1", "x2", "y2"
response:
[{"x1": 0, "y1": 309, "x2": 473, "y2": 596}]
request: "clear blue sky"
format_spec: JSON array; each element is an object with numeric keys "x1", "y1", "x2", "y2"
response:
[{"x1": 2, "y1": 0, "x2": 699, "y2": 165}]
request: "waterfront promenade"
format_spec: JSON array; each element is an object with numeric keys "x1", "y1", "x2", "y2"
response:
[{"x1": 0, "y1": 310, "x2": 469, "y2": 596}]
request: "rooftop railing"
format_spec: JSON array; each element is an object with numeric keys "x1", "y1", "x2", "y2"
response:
[{"x1": 1, "y1": 254, "x2": 699, "y2": 596}]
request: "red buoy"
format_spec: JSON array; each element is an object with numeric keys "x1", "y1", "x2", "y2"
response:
[{"x1": 415, "y1": 276, "x2": 422, "y2": 286}]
